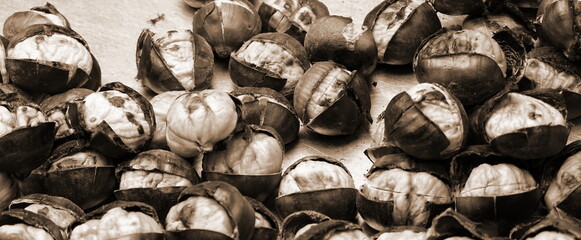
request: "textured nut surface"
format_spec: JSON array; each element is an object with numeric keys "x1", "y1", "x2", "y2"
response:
[
  {"x1": 545, "y1": 151, "x2": 581, "y2": 208},
  {"x1": 0, "y1": 223, "x2": 53, "y2": 240},
  {"x1": 376, "y1": 230, "x2": 426, "y2": 240},
  {"x1": 152, "y1": 30, "x2": 195, "y2": 90},
  {"x1": 460, "y1": 163, "x2": 536, "y2": 197},
  {"x1": 119, "y1": 170, "x2": 193, "y2": 190},
  {"x1": 524, "y1": 58, "x2": 581, "y2": 93},
  {"x1": 165, "y1": 196, "x2": 234, "y2": 236},
  {"x1": 279, "y1": 160, "x2": 354, "y2": 196},
  {"x1": 49, "y1": 150, "x2": 110, "y2": 171}
]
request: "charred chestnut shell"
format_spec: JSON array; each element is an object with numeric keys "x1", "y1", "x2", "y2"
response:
[
  {"x1": 3, "y1": 3, "x2": 71, "y2": 39},
  {"x1": 293, "y1": 61, "x2": 371, "y2": 136},
  {"x1": 469, "y1": 89, "x2": 570, "y2": 159},
  {"x1": 451, "y1": 145, "x2": 542, "y2": 226},
  {"x1": 69, "y1": 82, "x2": 156, "y2": 160},
  {"x1": 245, "y1": 197, "x2": 281, "y2": 240},
  {"x1": 509, "y1": 210, "x2": 581, "y2": 240},
  {"x1": 192, "y1": 0, "x2": 262, "y2": 58},
  {"x1": 258, "y1": 0, "x2": 329, "y2": 43},
  {"x1": 429, "y1": 0, "x2": 491, "y2": 15},
  {"x1": 537, "y1": 0, "x2": 581, "y2": 61},
  {"x1": 541, "y1": 141, "x2": 581, "y2": 219},
  {"x1": 0, "y1": 209, "x2": 65, "y2": 240},
  {"x1": 115, "y1": 149, "x2": 200, "y2": 224},
  {"x1": 202, "y1": 125, "x2": 283, "y2": 202},
  {"x1": 136, "y1": 28, "x2": 214, "y2": 93},
  {"x1": 167, "y1": 181, "x2": 255, "y2": 240},
  {"x1": 0, "y1": 91, "x2": 55, "y2": 178},
  {"x1": 44, "y1": 140, "x2": 117, "y2": 210},
  {"x1": 229, "y1": 32, "x2": 310, "y2": 95},
  {"x1": 276, "y1": 156, "x2": 358, "y2": 221},
  {"x1": 5, "y1": 24, "x2": 101, "y2": 94},
  {"x1": 304, "y1": 16, "x2": 377, "y2": 76},
  {"x1": 358, "y1": 145, "x2": 453, "y2": 230},
  {"x1": 426, "y1": 208, "x2": 503, "y2": 240},
  {"x1": 280, "y1": 210, "x2": 331, "y2": 240},
  {"x1": 363, "y1": 0, "x2": 442, "y2": 65},
  {"x1": 231, "y1": 87, "x2": 300, "y2": 144}
]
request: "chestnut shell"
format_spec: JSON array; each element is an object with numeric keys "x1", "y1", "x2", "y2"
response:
[
  {"x1": 136, "y1": 29, "x2": 213, "y2": 93},
  {"x1": 244, "y1": 197, "x2": 281, "y2": 240},
  {"x1": 294, "y1": 219, "x2": 364, "y2": 240},
  {"x1": 451, "y1": 145, "x2": 542, "y2": 224},
  {"x1": 9, "y1": 193, "x2": 84, "y2": 222},
  {"x1": 0, "y1": 122, "x2": 55, "y2": 178},
  {"x1": 6, "y1": 24, "x2": 99, "y2": 94},
  {"x1": 509, "y1": 210, "x2": 581, "y2": 240},
  {"x1": 258, "y1": 0, "x2": 330, "y2": 43},
  {"x1": 426, "y1": 208, "x2": 500, "y2": 240},
  {"x1": 229, "y1": 32, "x2": 310, "y2": 92},
  {"x1": 2, "y1": 3, "x2": 71, "y2": 39},
  {"x1": 0, "y1": 209, "x2": 65, "y2": 240},
  {"x1": 280, "y1": 210, "x2": 331, "y2": 240}
]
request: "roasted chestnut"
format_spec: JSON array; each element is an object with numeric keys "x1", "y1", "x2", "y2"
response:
[
  {"x1": 69, "y1": 201, "x2": 164, "y2": 239},
  {"x1": 203, "y1": 125, "x2": 283, "y2": 202},
  {"x1": 452, "y1": 145, "x2": 542, "y2": 226},
  {"x1": 542, "y1": 141, "x2": 581, "y2": 219},
  {"x1": 276, "y1": 156, "x2": 357, "y2": 221},
  {"x1": 39, "y1": 88, "x2": 93, "y2": 145},
  {"x1": 426, "y1": 208, "x2": 500, "y2": 240},
  {"x1": 0, "y1": 89, "x2": 55, "y2": 178},
  {"x1": 8, "y1": 194, "x2": 84, "y2": 238},
  {"x1": 373, "y1": 226, "x2": 427, "y2": 240},
  {"x1": 536, "y1": 0, "x2": 581, "y2": 61},
  {"x1": 2, "y1": 3, "x2": 70, "y2": 39},
  {"x1": 231, "y1": 87, "x2": 300, "y2": 144},
  {"x1": 115, "y1": 149, "x2": 199, "y2": 223},
  {"x1": 0, "y1": 35, "x2": 8, "y2": 83},
  {"x1": 69, "y1": 82, "x2": 156, "y2": 160},
  {"x1": 257, "y1": 0, "x2": 329, "y2": 43},
  {"x1": 245, "y1": 197, "x2": 281, "y2": 240},
  {"x1": 470, "y1": 90, "x2": 569, "y2": 159},
  {"x1": 358, "y1": 145, "x2": 453, "y2": 230},
  {"x1": 0, "y1": 173, "x2": 17, "y2": 211},
  {"x1": 0, "y1": 209, "x2": 64, "y2": 240},
  {"x1": 293, "y1": 61, "x2": 371, "y2": 136},
  {"x1": 363, "y1": 0, "x2": 441, "y2": 65},
  {"x1": 509, "y1": 210, "x2": 581, "y2": 240},
  {"x1": 414, "y1": 27, "x2": 511, "y2": 106},
  {"x1": 5, "y1": 24, "x2": 100, "y2": 94},
  {"x1": 165, "y1": 89, "x2": 238, "y2": 158},
  {"x1": 229, "y1": 32, "x2": 310, "y2": 95},
  {"x1": 292, "y1": 219, "x2": 368, "y2": 240},
  {"x1": 304, "y1": 16, "x2": 377, "y2": 76},
  {"x1": 192, "y1": 0, "x2": 262, "y2": 58},
  {"x1": 148, "y1": 90, "x2": 186, "y2": 149},
  {"x1": 165, "y1": 181, "x2": 255, "y2": 240},
  {"x1": 382, "y1": 83, "x2": 468, "y2": 160},
  {"x1": 136, "y1": 28, "x2": 214, "y2": 93},
  {"x1": 428, "y1": 0, "x2": 490, "y2": 15},
  {"x1": 280, "y1": 210, "x2": 330, "y2": 240},
  {"x1": 44, "y1": 140, "x2": 117, "y2": 210}
]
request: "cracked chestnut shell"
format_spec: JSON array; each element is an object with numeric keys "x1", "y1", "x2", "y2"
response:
[
  {"x1": 229, "y1": 32, "x2": 310, "y2": 95},
  {"x1": 428, "y1": 0, "x2": 490, "y2": 15},
  {"x1": 0, "y1": 35, "x2": 8, "y2": 83},
  {"x1": 0, "y1": 209, "x2": 65, "y2": 240},
  {"x1": 541, "y1": 141, "x2": 581, "y2": 219},
  {"x1": 193, "y1": 0, "x2": 262, "y2": 58},
  {"x1": 304, "y1": 16, "x2": 377, "y2": 76},
  {"x1": 470, "y1": 90, "x2": 570, "y2": 159},
  {"x1": 414, "y1": 26, "x2": 524, "y2": 107},
  {"x1": 426, "y1": 208, "x2": 504, "y2": 240},
  {"x1": 69, "y1": 82, "x2": 156, "y2": 160},
  {"x1": 245, "y1": 197, "x2": 281, "y2": 240},
  {"x1": 203, "y1": 125, "x2": 284, "y2": 202},
  {"x1": 0, "y1": 90, "x2": 55, "y2": 178},
  {"x1": 136, "y1": 28, "x2": 213, "y2": 94},
  {"x1": 451, "y1": 145, "x2": 542, "y2": 225},
  {"x1": 8, "y1": 194, "x2": 84, "y2": 238},
  {"x1": 509, "y1": 210, "x2": 581, "y2": 240},
  {"x1": 166, "y1": 181, "x2": 255, "y2": 240},
  {"x1": 372, "y1": 226, "x2": 427, "y2": 240},
  {"x1": 536, "y1": 0, "x2": 581, "y2": 61},
  {"x1": 280, "y1": 211, "x2": 330, "y2": 240},
  {"x1": 0, "y1": 172, "x2": 17, "y2": 211},
  {"x1": 44, "y1": 140, "x2": 117, "y2": 210},
  {"x1": 3, "y1": 3, "x2": 70, "y2": 40},
  {"x1": 276, "y1": 156, "x2": 358, "y2": 221},
  {"x1": 5, "y1": 24, "x2": 101, "y2": 94},
  {"x1": 293, "y1": 61, "x2": 371, "y2": 136},
  {"x1": 383, "y1": 83, "x2": 468, "y2": 160},
  {"x1": 293, "y1": 219, "x2": 368, "y2": 240},
  {"x1": 69, "y1": 201, "x2": 164, "y2": 240},
  {"x1": 358, "y1": 145, "x2": 453, "y2": 230},
  {"x1": 231, "y1": 87, "x2": 300, "y2": 144},
  {"x1": 363, "y1": 0, "x2": 441, "y2": 65},
  {"x1": 257, "y1": 0, "x2": 329, "y2": 43},
  {"x1": 148, "y1": 91, "x2": 186, "y2": 150},
  {"x1": 115, "y1": 149, "x2": 200, "y2": 224}
]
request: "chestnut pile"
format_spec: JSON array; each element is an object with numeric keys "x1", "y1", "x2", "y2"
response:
[{"x1": 0, "y1": 0, "x2": 580, "y2": 239}]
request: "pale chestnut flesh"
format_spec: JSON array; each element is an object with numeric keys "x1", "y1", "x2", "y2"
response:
[
  {"x1": 525, "y1": 231, "x2": 575, "y2": 240},
  {"x1": 165, "y1": 196, "x2": 235, "y2": 237},
  {"x1": 545, "y1": 151, "x2": 581, "y2": 208},
  {"x1": 69, "y1": 207, "x2": 163, "y2": 239},
  {"x1": 460, "y1": 163, "x2": 536, "y2": 197},
  {"x1": 0, "y1": 105, "x2": 46, "y2": 138},
  {"x1": 376, "y1": 230, "x2": 426, "y2": 240},
  {"x1": 279, "y1": 160, "x2": 354, "y2": 196},
  {"x1": 0, "y1": 224, "x2": 54, "y2": 240},
  {"x1": 119, "y1": 170, "x2": 194, "y2": 190}
]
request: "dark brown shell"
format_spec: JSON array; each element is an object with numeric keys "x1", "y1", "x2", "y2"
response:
[
  {"x1": 509, "y1": 210, "x2": 581, "y2": 240},
  {"x1": 0, "y1": 209, "x2": 65, "y2": 240},
  {"x1": 3, "y1": 3, "x2": 71, "y2": 39},
  {"x1": 178, "y1": 181, "x2": 255, "y2": 240},
  {"x1": 231, "y1": 87, "x2": 300, "y2": 144},
  {"x1": 114, "y1": 187, "x2": 184, "y2": 226},
  {"x1": 69, "y1": 82, "x2": 156, "y2": 160},
  {"x1": 244, "y1": 197, "x2": 281, "y2": 240},
  {"x1": 258, "y1": 0, "x2": 330, "y2": 43},
  {"x1": 304, "y1": 16, "x2": 377, "y2": 76},
  {"x1": 40, "y1": 88, "x2": 94, "y2": 144},
  {"x1": 426, "y1": 208, "x2": 503, "y2": 240},
  {"x1": 202, "y1": 172, "x2": 281, "y2": 203},
  {"x1": 0, "y1": 36, "x2": 8, "y2": 84},
  {"x1": 165, "y1": 229, "x2": 233, "y2": 240},
  {"x1": 539, "y1": 0, "x2": 581, "y2": 61},
  {"x1": 136, "y1": 29, "x2": 213, "y2": 93},
  {"x1": 430, "y1": 0, "x2": 488, "y2": 15},
  {"x1": 469, "y1": 90, "x2": 570, "y2": 159},
  {"x1": 280, "y1": 210, "x2": 331, "y2": 240},
  {"x1": 363, "y1": 0, "x2": 441, "y2": 65},
  {"x1": 383, "y1": 84, "x2": 468, "y2": 160},
  {"x1": 229, "y1": 32, "x2": 310, "y2": 92},
  {"x1": 294, "y1": 219, "x2": 364, "y2": 240},
  {"x1": 6, "y1": 24, "x2": 98, "y2": 94},
  {"x1": 293, "y1": 61, "x2": 371, "y2": 136},
  {"x1": 451, "y1": 145, "x2": 542, "y2": 224},
  {"x1": 9, "y1": 193, "x2": 84, "y2": 223},
  {"x1": 192, "y1": 0, "x2": 262, "y2": 58},
  {"x1": 0, "y1": 122, "x2": 55, "y2": 178}
]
